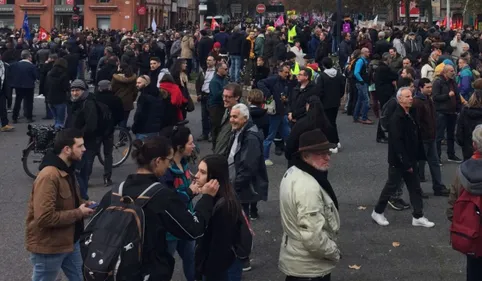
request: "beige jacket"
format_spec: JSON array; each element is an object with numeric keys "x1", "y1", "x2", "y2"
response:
[
  {"x1": 279, "y1": 166, "x2": 340, "y2": 278},
  {"x1": 180, "y1": 35, "x2": 195, "y2": 59}
]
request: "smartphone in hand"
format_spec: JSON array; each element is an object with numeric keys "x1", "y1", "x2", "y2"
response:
[{"x1": 88, "y1": 202, "x2": 99, "y2": 209}]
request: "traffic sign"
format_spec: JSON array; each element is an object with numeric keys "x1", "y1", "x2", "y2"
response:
[
  {"x1": 256, "y1": 4, "x2": 266, "y2": 14},
  {"x1": 137, "y1": 6, "x2": 146, "y2": 15},
  {"x1": 72, "y1": 14, "x2": 80, "y2": 21}
]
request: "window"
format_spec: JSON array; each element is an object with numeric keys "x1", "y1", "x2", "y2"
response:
[
  {"x1": 27, "y1": 0, "x2": 40, "y2": 2},
  {"x1": 97, "y1": 0, "x2": 110, "y2": 3},
  {"x1": 97, "y1": 16, "x2": 110, "y2": 30},
  {"x1": 6, "y1": 0, "x2": 14, "y2": 4}
]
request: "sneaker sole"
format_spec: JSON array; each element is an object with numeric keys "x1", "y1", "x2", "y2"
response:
[
  {"x1": 447, "y1": 159, "x2": 462, "y2": 164},
  {"x1": 242, "y1": 267, "x2": 252, "y2": 272},
  {"x1": 387, "y1": 201, "x2": 404, "y2": 211},
  {"x1": 412, "y1": 222, "x2": 435, "y2": 228}
]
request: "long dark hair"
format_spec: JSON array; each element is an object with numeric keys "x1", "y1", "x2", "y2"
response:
[
  {"x1": 201, "y1": 154, "x2": 241, "y2": 218},
  {"x1": 170, "y1": 59, "x2": 186, "y2": 86},
  {"x1": 306, "y1": 95, "x2": 331, "y2": 133}
]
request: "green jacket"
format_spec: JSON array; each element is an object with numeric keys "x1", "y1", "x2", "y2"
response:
[{"x1": 254, "y1": 34, "x2": 265, "y2": 57}]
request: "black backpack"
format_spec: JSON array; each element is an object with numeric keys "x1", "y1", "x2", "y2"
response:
[
  {"x1": 380, "y1": 97, "x2": 397, "y2": 133},
  {"x1": 81, "y1": 182, "x2": 163, "y2": 281},
  {"x1": 213, "y1": 198, "x2": 254, "y2": 259}
]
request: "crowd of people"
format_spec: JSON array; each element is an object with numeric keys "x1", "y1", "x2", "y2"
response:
[{"x1": 2, "y1": 16, "x2": 480, "y2": 281}]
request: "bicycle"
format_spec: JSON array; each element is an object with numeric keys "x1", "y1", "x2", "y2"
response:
[{"x1": 22, "y1": 125, "x2": 133, "y2": 179}]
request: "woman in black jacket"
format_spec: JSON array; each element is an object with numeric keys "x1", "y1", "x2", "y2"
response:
[
  {"x1": 194, "y1": 154, "x2": 243, "y2": 281},
  {"x1": 45, "y1": 58, "x2": 70, "y2": 128},
  {"x1": 456, "y1": 90, "x2": 482, "y2": 160},
  {"x1": 285, "y1": 95, "x2": 332, "y2": 168},
  {"x1": 85, "y1": 136, "x2": 220, "y2": 281}
]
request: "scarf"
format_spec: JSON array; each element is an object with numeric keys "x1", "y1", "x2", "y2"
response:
[
  {"x1": 473, "y1": 150, "x2": 482, "y2": 160},
  {"x1": 70, "y1": 90, "x2": 89, "y2": 102},
  {"x1": 293, "y1": 158, "x2": 339, "y2": 209},
  {"x1": 0, "y1": 61, "x2": 5, "y2": 87}
]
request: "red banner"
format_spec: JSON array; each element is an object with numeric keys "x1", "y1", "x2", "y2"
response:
[
  {"x1": 66, "y1": 0, "x2": 74, "y2": 5},
  {"x1": 399, "y1": 0, "x2": 419, "y2": 17}
]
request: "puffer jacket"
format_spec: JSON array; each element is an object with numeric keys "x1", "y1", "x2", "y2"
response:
[
  {"x1": 180, "y1": 35, "x2": 195, "y2": 59},
  {"x1": 111, "y1": 73, "x2": 138, "y2": 111},
  {"x1": 432, "y1": 76, "x2": 462, "y2": 114},
  {"x1": 279, "y1": 165, "x2": 340, "y2": 278},
  {"x1": 132, "y1": 89, "x2": 164, "y2": 134}
]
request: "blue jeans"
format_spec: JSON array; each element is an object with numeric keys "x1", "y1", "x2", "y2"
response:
[
  {"x1": 30, "y1": 242, "x2": 83, "y2": 281},
  {"x1": 419, "y1": 140, "x2": 445, "y2": 191},
  {"x1": 48, "y1": 103, "x2": 67, "y2": 129},
  {"x1": 229, "y1": 55, "x2": 241, "y2": 83},
  {"x1": 353, "y1": 83, "x2": 369, "y2": 121},
  {"x1": 167, "y1": 240, "x2": 195, "y2": 281},
  {"x1": 263, "y1": 114, "x2": 290, "y2": 160},
  {"x1": 203, "y1": 258, "x2": 243, "y2": 281},
  {"x1": 76, "y1": 149, "x2": 97, "y2": 200},
  {"x1": 136, "y1": 132, "x2": 159, "y2": 141}
]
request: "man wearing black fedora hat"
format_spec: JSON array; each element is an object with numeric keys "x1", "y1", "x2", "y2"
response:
[{"x1": 279, "y1": 129, "x2": 340, "y2": 281}]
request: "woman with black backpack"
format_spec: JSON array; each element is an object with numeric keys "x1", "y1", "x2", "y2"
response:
[
  {"x1": 81, "y1": 136, "x2": 220, "y2": 281},
  {"x1": 194, "y1": 154, "x2": 245, "y2": 281}
]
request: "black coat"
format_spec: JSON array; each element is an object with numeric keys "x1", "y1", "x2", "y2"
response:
[
  {"x1": 374, "y1": 40, "x2": 392, "y2": 56},
  {"x1": 432, "y1": 76, "x2": 462, "y2": 114},
  {"x1": 197, "y1": 36, "x2": 214, "y2": 65},
  {"x1": 92, "y1": 173, "x2": 215, "y2": 281},
  {"x1": 456, "y1": 106, "x2": 482, "y2": 160},
  {"x1": 388, "y1": 104, "x2": 425, "y2": 170},
  {"x1": 289, "y1": 82, "x2": 317, "y2": 120},
  {"x1": 96, "y1": 64, "x2": 117, "y2": 84},
  {"x1": 315, "y1": 40, "x2": 330, "y2": 64},
  {"x1": 227, "y1": 32, "x2": 244, "y2": 56},
  {"x1": 64, "y1": 53, "x2": 80, "y2": 81},
  {"x1": 95, "y1": 90, "x2": 124, "y2": 126},
  {"x1": 67, "y1": 95, "x2": 98, "y2": 150},
  {"x1": 249, "y1": 105, "x2": 268, "y2": 138},
  {"x1": 374, "y1": 62, "x2": 398, "y2": 101},
  {"x1": 132, "y1": 90, "x2": 165, "y2": 134},
  {"x1": 257, "y1": 75, "x2": 288, "y2": 116},
  {"x1": 227, "y1": 121, "x2": 269, "y2": 203},
  {"x1": 317, "y1": 70, "x2": 346, "y2": 109},
  {"x1": 0, "y1": 62, "x2": 10, "y2": 97},
  {"x1": 138, "y1": 50, "x2": 155, "y2": 75},
  {"x1": 39, "y1": 61, "x2": 54, "y2": 97},
  {"x1": 45, "y1": 64, "x2": 70, "y2": 105}
]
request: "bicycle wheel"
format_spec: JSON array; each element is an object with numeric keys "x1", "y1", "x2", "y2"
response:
[
  {"x1": 22, "y1": 142, "x2": 45, "y2": 179},
  {"x1": 98, "y1": 127, "x2": 132, "y2": 168}
]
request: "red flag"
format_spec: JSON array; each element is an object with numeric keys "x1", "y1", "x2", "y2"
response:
[
  {"x1": 210, "y1": 18, "x2": 219, "y2": 30},
  {"x1": 38, "y1": 27, "x2": 50, "y2": 42}
]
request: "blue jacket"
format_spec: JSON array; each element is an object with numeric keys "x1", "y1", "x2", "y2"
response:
[
  {"x1": 214, "y1": 32, "x2": 230, "y2": 48},
  {"x1": 9, "y1": 60, "x2": 38, "y2": 89},
  {"x1": 257, "y1": 74, "x2": 288, "y2": 116},
  {"x1": 354, "y1": 57, "x2": 369, "y2": 83},
  {"x1": 457, "y1": 66, "x2": 474, "y2": 101},
  {"x1": 308, "y1": 34, "x2": 320, "y2": 58}
]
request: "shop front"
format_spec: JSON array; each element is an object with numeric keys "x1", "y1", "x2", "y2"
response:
[{"x1": 0, "y1": 5, "x2": 15, "y2": 29}]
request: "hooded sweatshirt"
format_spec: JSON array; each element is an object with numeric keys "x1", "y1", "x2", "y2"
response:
[{"x1": 447, "y1": 154, "x2": 482, "y2": 220}]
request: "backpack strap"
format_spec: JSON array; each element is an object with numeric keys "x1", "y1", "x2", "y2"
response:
[
  {"x1": 110, "y1": 181, "x2": 125, "y2": 206},
  {"x1": 135, "y1": 182, "x2": 164, "y2": 208}
]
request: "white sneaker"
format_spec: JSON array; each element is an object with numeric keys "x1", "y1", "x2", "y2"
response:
[
  {"x1": 329, "y1": 147, "x2": 338, "y2": 154},
  {"x1": 371, "y1": 210, "x2": 389, "y2": 226},
  {"x1": 412, "y1": 216, "x2": 435, "y2": 228},
  {"x1": 264, "y1": 159, "x2": 274, "y2": 166},
  {"x1": 337, "y1": 142, "x2": 341, "y2": 149}
]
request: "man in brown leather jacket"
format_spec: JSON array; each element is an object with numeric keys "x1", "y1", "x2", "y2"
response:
[{"x1": 25, "y1": 128, "x2": 95, "y2": 281}]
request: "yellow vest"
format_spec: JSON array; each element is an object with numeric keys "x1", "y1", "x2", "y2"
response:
[
  {"x1": 291, "y1": 62, "x2": 300, "y2": 75},
  {"x1": 288, "y1": 26, "x2": 297, "y2": 44},
  {"x1": 306, "y1": 66, "x2": 318, "y2": 80}
]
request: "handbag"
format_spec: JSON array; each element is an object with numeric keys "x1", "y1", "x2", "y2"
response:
[{"x1": 265, "y1": 97, "x2": 276, "y2": 115}]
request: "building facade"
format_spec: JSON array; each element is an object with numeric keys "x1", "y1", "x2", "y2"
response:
[{"x1": 3, "y1": 0, "x2": 196, "y2": 30}]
